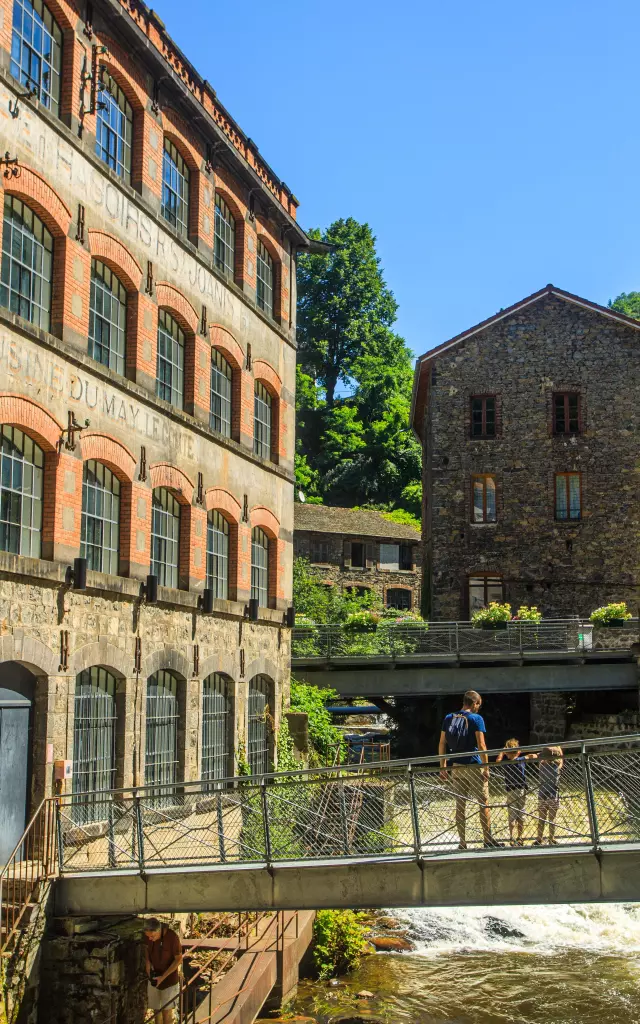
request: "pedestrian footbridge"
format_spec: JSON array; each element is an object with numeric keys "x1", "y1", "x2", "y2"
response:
[
  {"x1": 3, "y1": 737, "x2": 640, "y2": 942},
  {"x1": 292, "y1": 620, "x2": 640, "y2": 696}
]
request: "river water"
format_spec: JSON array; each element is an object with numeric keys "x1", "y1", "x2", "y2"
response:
[{"x1": 293, "y1": 904, "x2": 640, "y2": 1023}]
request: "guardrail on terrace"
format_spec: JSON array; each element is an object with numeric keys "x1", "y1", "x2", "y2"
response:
[
  {"x1": 291, "y1": 619, "x2": 640, "y2": 661},
  {"x1": 54, "y1": 735, "x2": 640, "y2": 875}
]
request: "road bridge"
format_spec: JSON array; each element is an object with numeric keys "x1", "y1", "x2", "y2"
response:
[
  {"x1": 4, "y1": 736, "x2": 639, "y2": 928},
  {"x1": 291, "y1": 620, "x2": 640, "y2": 696}
]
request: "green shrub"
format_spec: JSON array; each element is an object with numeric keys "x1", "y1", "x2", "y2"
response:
[
  {"x1": 312, "y1": 909, "x2": 369, "y2": 979},
  {"x1": 590, "y1": 602, "x2": 632, "y2": 625},
  {"x1": 289, "y1": 679, "x2": 344, "y2": 764},
  {"x1": 512, "y1": 605, "x2": 542, "y2": 623}
]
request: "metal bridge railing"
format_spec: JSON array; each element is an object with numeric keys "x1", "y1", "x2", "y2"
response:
[
  {"x1": 52, "y1": 735, "x2": 640, "y2": 875},
  {"x1": 291, "y1": 619, "x2": 639, "y2": 661}
]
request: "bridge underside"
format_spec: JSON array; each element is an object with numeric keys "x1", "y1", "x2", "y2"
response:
[
  {"x1": 293, "y1": 659, "x2": 639, "y2": 697},
  {"x1": 54, "y1": 845, "x2": 640, "y2": 915}
]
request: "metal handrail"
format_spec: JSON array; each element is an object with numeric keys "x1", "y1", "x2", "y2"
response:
[{"x1": 0, "y1": 798, "x2": 57, "y2": 954}]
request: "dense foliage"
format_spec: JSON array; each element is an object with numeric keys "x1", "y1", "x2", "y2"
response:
[
  {"x1": 289, "y1": 678, "x2": 344, "y2": 763},
  {"x1": 312, "y1": 909, "x2": 370, "y2": 979},
  {"x1": 293, "y1": 556, "x2": 380, "y2": 623},
  {"x1": 609, "y1": 292, "x2": 640, "y2": 320},
  {"x1": 296, "y1": 218, "x2": 422, "y2": 517}
]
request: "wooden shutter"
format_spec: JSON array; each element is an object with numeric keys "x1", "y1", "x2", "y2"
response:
[
  {"x1": 366, "y1": 542, "x2": 375, "y2": 568},
  {"x1": 343, "y1": 540, "x2": 352, "y2": 568}
]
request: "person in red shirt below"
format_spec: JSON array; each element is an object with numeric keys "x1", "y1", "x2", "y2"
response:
[{"x1": 144, "y1": 918, "x2": 183, "y2": 1024}]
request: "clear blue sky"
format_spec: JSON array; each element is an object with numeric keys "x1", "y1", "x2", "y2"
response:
[{"x1": 153, "y1": 0, "x2": 640, "y2": 357}]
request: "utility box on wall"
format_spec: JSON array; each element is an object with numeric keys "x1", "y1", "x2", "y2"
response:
[{"x1": 54, "y1": 760, "x2": 73, "y2": 781}]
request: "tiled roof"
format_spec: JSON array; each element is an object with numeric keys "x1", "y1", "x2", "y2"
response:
[{"x1": 294, "y1": 504, "x2": 420, "y2": 541}]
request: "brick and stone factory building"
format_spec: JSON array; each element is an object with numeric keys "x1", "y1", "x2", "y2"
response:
[
  {"x1": 294, "y1": 504, "x2": 422, "y2": 611},
  {"x1": 411, "y1": 284, "x2": 640, "y2": 621},
  {"x1": 0, "y1": 0, "x2": 323, "y2": 857}
]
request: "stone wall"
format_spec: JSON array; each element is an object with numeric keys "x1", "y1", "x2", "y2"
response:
[
  {"x1": 420, "y1": 293, "x2": 640, "y2": 619},
  {"x1": 529, "y1": 692, "x2": 569, "y2": 744},
  {"x1": 1, "y1": 558, "x2": 290, "y2": 812},
  {"x1": 568, "y1": 711, "x2": 640, "y2": 741}
]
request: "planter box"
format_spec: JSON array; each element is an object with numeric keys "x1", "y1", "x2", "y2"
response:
[
  {"x1": 479, "y1": 620, "x2": 509, "y2": 630},
  {"x1": 599, "y1": 619, "x2": 629, "y2": 628}
]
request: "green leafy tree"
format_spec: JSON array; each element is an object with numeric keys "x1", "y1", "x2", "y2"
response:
[
  {"x1": 296, "y1": 218, "x2": 422, "y2": 517},
  {"x1": 610, "y1": 292, "x2": 640, "y2": 319}
]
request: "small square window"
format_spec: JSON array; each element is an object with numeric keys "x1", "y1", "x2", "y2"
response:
[
  {"x1": 470, "y1": 396, "x2": 496, "y2": 438},
  {"x1": 380, "y1": 543, "x2": 400, "y2": 570},
  {"x1": 553, "y1": 393, "x2": 580, "y2": 435},
  {"x1": 311, "y1": 540, "x2": 329, "y2": 563},
  {"x1": 555, "y1": 473, "x2": 581, "y2": 520}
]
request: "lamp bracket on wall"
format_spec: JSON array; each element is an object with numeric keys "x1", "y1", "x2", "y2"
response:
[
  {"x1": 0, "y1": 152, "x2": 20, "y2": 177},
  {"x1": 59, "y1": 411, "x2": 89, "y2": 452},
  {"x1": 9, "y1": 89, "x2": 36, "y2": 118}
]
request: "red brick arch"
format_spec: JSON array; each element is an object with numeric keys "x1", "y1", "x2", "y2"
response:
[
  {"x1": 150, "y1": 463, "x2": 194, "y2": 505},
  {"x1": 2, "y1": 167, "x2": 72, "y2": 237},
  {"x1": 38, "y1": 0, "x2": 75, "y2": 32},
  {"x1": 155, "y1": 283, "x2": 199, "y2": 335},
  {"x1": 161, "y1": 109, "x2": 202, "y2": 171},
  {"x1": 0, "y1": 394, "x2": 62, "y2": 451},
  {"x1": 99, "y1": 37, "x2": 149, "y2": 110},
  {"x1": 214, "y1": 186, "x2": 244, "y2": 227},
  {"x1": 80, "y1": 432, "x2": 136, "y2": 483},
  {"x1": 88, "y1": 231, "x2": 143, "y2": 292},
  {"x1": 210, "y1": 325, "x2": 244, "y2": 371},
  {"x1": 250, "y1": 505, "x2": 280, "y2": 539},
  {"x1": 256, "y1": 231, "x2": 281, "y2": 267},
  {"x1": 253, "y1": 359, "x2": 282, "y2": 398},
  {"x1": 205, "y1": 487, "x2": 241, "y2": 523}
]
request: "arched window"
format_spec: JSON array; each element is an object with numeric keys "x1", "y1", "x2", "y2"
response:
[
  {"x1": 207, "y1": 510, "x2": 229, "y2": 599},
  {"x1": 210, "y1": 349, "x2": 232, "y2": 437},
  {"x1": 0, "y1": 426, "x2": 43, "y2": 558},
  {"x1": 81, "y1": 460, "x2": 120, "y2": 575},
  {"x1": 251, "y1": 527, "x2": 269, "y2": 607},
  {"x1": 202, "y1": 673, "x2": 231, "y2": 784},
  {"x1": 247, "y1": 674, "x2": 272, "y2": 776},
  {"x1": 254, "y1": 382, "x2": 272, "y2": 459},
  {"x1": 151, "y1": 487, "x2": 180, "y2": 588},
  {"x1": 161, "y1": 138, "x2": 190, "y2": 237},
  {"x1": 72, "y1": 667, "x2": 117, "y2": 823},
  {"x1": 256, "y1": 241, "x2": 274, "y2": 319},
  {"x1": 1, "y1": 196, "x2": 53, "y2": 331},
  {"x1": 95, "y1": 71, "x2": 133, "y2": 183},
  {"x1": 146, "y1": 670, "x2": 179, "y2": 795},
  {"x1": 386, "y1": 588, "x2": 412, "y2": 611},
  {"x1": 11, "y1": 0, "x2": 62, "y2": 116},
  {"x1": 156, "y1": 310, "x2": 185, "y2": 410},
  {"x1": 89, "y1": 260, "x2": 127, "y2": 375},
  {"x1": 214, "y1": 194, "x2": 235, "y2": 278}
]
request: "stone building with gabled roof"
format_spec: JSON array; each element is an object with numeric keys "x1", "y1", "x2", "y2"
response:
[
  {"x1": 294, "y1": 504, "x2": 422, "y2": 611},
  {"x1": 411, "y1": 284, "x2": 640, "y2": 620}
]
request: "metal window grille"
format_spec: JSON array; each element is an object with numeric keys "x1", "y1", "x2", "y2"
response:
[
  {"x1": 386, "y1": 588, "x2": 412, "y2": 611},
  {"x1": 161, "y1": 137, "x2": 190, "y2": 237},
  {"x1": 472, "y1": 475, "x2": 497, "y2": 523},
  {"x1": 81, "y1": 460, "x2": 120, "y2": 575},
  {"x1": 214, "y1": 194, "x2": 235, "y2": 277},
  {"x1": 11, "y1": 0, "x2": 61, "y2": 116},
  {"x1": 145, "y1": 670, "x2": 179, "y2": 799},
  {"x1": 89, "y1": 259, "x2": 127, "y2": 376},
  {"x1": 468, "y1": 575, "x2": 503, "y2": 613},
  {"x1": 553, "y1": 392, "x2": 580, "y2": 434},
  {"x1": 72, "y1": 667, "x2": 117, "y2": 823},
  {"x1": 251, "y1": 527, "x2": 269, "y2": 607},
  {"x1": 256, "y1": 241, "x2": 274, "y2": 318},
  {"x1": 210, "y1": 349, "x2": 232, "y2": 437},
  {"x1": 0, "y1": 425, "x2": 43, "y2": 558},
  {"x1": 95, "y1": 72, "x2": 133, "y2": 183},
  {"x1": 151, "y1": 487, "x2": 180, "y2": 588},
  {"x1": 253, "y1": 381, "x2": 272, "y2": 459},
  {"x1": 470, "y1": 396, "x2": 496, "y2": 437},
  {"x1": 201, "y1": 673, "x2": 231, "y2": 785},
  {"x1": 555, "y1": 472, "x2": 581, "y2": 520},
  {"x1": 1, "y1": 195, "x2": 53, "y2": 331},
  {"x1": 206, "y1": 510, "x2": 229, "y2": 599},
  {"x1": 156, "y1": 309, "x2": 185, "y2": 410},
  {"x1": 247, "y1": 674, "x2": 271, "y2": 776}
]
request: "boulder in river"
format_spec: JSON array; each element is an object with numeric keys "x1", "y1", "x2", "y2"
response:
[
  {"x1": 369, "y1": 934, "x2": 414, "y2": 952},
  {"x1": 484, "y1": 916, "x2": 526, "y2": 940}
]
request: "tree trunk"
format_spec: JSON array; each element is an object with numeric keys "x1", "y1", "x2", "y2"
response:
[{"x1": 324, "y1": 369, "x2": 339, "y2": 409}]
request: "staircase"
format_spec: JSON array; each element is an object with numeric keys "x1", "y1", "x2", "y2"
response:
[{"x1": 0, "y1": 800, "x2": 57, "y2": 957}]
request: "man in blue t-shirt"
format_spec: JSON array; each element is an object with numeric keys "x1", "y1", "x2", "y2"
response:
[{"x1": 438, "y1": 690, "x2": 500, "y2": 849}]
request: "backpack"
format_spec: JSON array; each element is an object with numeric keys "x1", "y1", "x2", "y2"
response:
[{"x1": 445, "y1": 711, "x2": 473, "y2": 754}]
